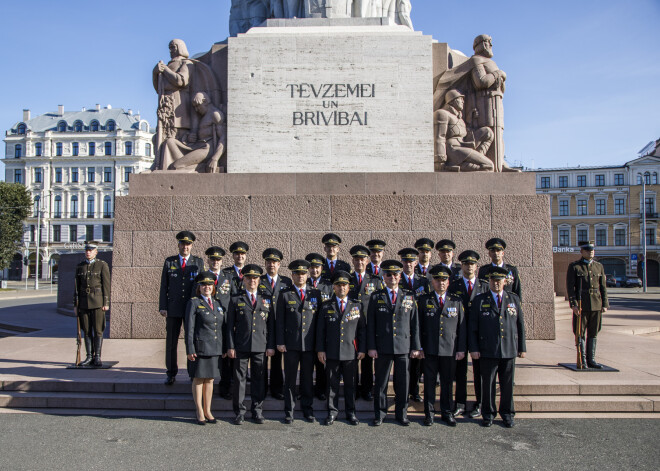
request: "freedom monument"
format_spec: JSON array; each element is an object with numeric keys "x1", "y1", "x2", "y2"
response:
[{"x1": 109, "y1": 2, "x2": 555, "y2": 340}]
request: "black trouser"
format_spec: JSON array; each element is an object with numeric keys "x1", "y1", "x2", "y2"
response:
[
  {"x1": 314, "y1": 357, "x2": 326, "y2": 397},
  {"x1": 219, "y1": 357, "x2": 233, "y2": 393},
  {"x1": 165, "y1": 316, "x2": 184, "y2": 377},
  {"x1": 233, "y1": 351, "x2": 266, "y2": 418},
  {"x1": 374, "y1": 354, "x2": 409, "y2": 420},
  {"x1": 284, "y1": 350, "x2": 315, "y2": 418},
  {"x1": 326, "y1": 359, "x2": 357, "y2": 419},
  {"x1": 78, "y1": 308, "x2": 105, "y2": 338},
  {"x1": 480, "y1": 357, "x2": 515, "y2": 421},
  {"x1": 423, "y1": 355, "x2": 455, "y2": 418},
  {"x1": 572, "y1": 310, "x2": 602, "y2": 339},
  {"x1": 264, "y1": 349, "x2": 284, "y2": 395},
  {"x1": 409, "y1": 358, "x2": 423, "y2": 397},
  {"x1": 359, "y1": 356, "x2": 374, "y2": 397},
  {"x1": 454, "y1": 356, "x2": 481, "y2": 409}
]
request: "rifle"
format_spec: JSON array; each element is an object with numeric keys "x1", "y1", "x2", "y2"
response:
[
  {"x1": 575, "y1": 275, "x2": 584, "y2": 369},
  {"x1": 75, "y1": 312, "x2": 82, "y2": 366}
]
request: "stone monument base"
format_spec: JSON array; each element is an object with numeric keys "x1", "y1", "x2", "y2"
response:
[{"x1": 110, "y1": 172, "x2": 554, "y2": 340}]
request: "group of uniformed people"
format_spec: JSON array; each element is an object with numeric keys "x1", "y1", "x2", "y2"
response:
[{"x1": 159, "y1": 231, "x2": 527, "y2": 427}]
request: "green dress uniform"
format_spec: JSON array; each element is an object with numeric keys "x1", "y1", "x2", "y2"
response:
[
  {"x1": 74, "y1": 257, "x2": 111, "y2": 365},
  {"x1": 399, "y1": 272, "x2": 429, "y2": 401}
]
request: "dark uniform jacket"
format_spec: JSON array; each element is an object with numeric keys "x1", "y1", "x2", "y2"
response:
[
  {"x1": 399, "y1": 273, "x2": 430, "y2": 298},
  {"x1": 226, "y1": 291, "x2": 275, "y2": 353},
  {"x1": 436, "y1": 262, "x2": 462, "y2": 281},
  {"x1": 367, "y1": 288, "x2": 421, "y2": 354},
  {"x1": 316, "y1": 296, "x2": 366, "y2": 361},
  {"x1": 258, "y1": 274, "x2": 293, "y2": 307},
  {"x1": 276, "y1": 287, "x2": 321, "y2": 352},
  {"x1": 321, "y1": 259, "x2": 351, "y2": 281},
  {"x1": 418, "y1": 292, "x2": 466, "y2": 356},
  {"x1": 307, "y1": 277, "x2": 333, "y2": 302},
  {"x1": 448, "y1": 276, "x2": 489, "y2": 312},
  {"x1": 566, "y1": 258, "x2": 609, "y2": 311},
  {"x1": 468, "y1": 291, "x2": 526, "y2": 359},
  {"x1": 348, "y1": 271, "x2": 384, "y2": 318},
  {"x1": 478, "y1": 263, "x2": 522, "y2": 300},
  {"x1": 222, "y1": 265, "x2": 245, "y2": 296},
  {"x1": 365, "y1": 263, "x2": 384, "y2": 278},
  {"x1": 185, "y1": 295, "x2": 227, "y2": 356},
  {"x1": 74, "y1": 259, "x2": 111, "y2": 310},
  {"x1": 159, "y1": 255, "x2": 203, "y2": 318},
  {"x1": 414, "y1": 264, "x2": 432, "y2": 278}
]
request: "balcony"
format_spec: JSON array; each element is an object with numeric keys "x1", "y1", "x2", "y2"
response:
[{"x1": 641, "y1": 212, "x2": 658, "y2": 220}]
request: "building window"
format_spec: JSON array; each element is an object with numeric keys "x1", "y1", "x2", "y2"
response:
[
  {"x1": 14, "y1": 144, "x2": 22, "y2": 158},
  {"x1": 54, "y1": 196, "x2": 62, "y2": 218},
  {"x1": 614, "y1": 198, "x2": 625, "y2": 215},
  {"x1": 72, "y1": 142, "x2": 79, "y2": 156},
  {"x1": 56, "y1": 142, "x2": 62, "y2": 156},
  {"x1": 145, "y1": 143, "x2": 151, "y2": 157},
  {"x1": 124, "y1": 167, "x2": 132, "y2": 182},
  {"x1": 559, "y1": 200, "x2": 569, "y2": 216},
  {"x1": 141, "y1": 122, "x2": 149, "y2": 132},
  {"x1": 596, "y1": 228, "x2": 607, "y2": 246},
  {"x1": 615, "y1": 228, "x2": 626, "y2": 246},
  {"x1": 71, "y1": 167, "x2": 79, "y2": 183},
  {"x1": 104, "y1": 167, "x2": 112, "y2": 183},
  {"x1": 70, "y1": 195, "x2": 78, "y2": 218},
  {"x1": 106, "y1": 120, "x2": 115, "y2": 131},
  {"x1": 30, "y1": 225, "x2": 35, "y2": 242},
  {"x1": 88, "y1": 167, "x2": 95, "y2": 183},
  {"x1": 73, "y1": 120, "x2": 83, "y2": 132},
  {"x1": 125, "y1": 142, "x2": 132, "y2": 155},
  {"x1": 14, "y1": 169, "x2": 22, "y2": 183},
  {"x1": 103, "y1": 195, "x2": 112, "y2": 218},
  {"x1": 53, "y1": 225, "x2": 61, "y2": 243},
  {"x1": 645, "y1": 197, "x2": 655, "y2": 215},
  {"x1": 34, "y1": 142, "x2": 42, "y2": 156},
  {"x1": 558, "y1": 176, "x2": 568, "y2": 188},
  {"x1": 57, "y1": 121, "x2": 66, "y2": 132},
  {"x1": 559, "y1": 229, "x2": 570, "y2": 247},
  {"x1": 70, "y1": 225, "x2": 78, "y2": 242},
  {"x1": 87, "y1": 196, "x2": 95, "y2": 218},
  {"x1": 17, "y1": 123, "x2": 26, "y2": 134},
  {"x1": 90, "y1": 120, "x2": 99, "y2": 132},
  {"x1": 577, "y1": 200, "x2": 587, "y2": 216},
  {"x1": 614, "y1": 173, "x2": 624, "y2": 185},
  {"x1": 577, "y1": 228, "x2": 588, "y2": 243},
  {"x1": 653, "y1": 173, "x2": 658, "y2": 185},
  {"x1": 577, "y1": 175, "x2": 586, "y2": 187},
  {"x1": 86, "y1": 225, "x2": 94, "y2": 241},
  {"x1": 595, "y1": 199, "x2": 606, "y2": 215},
  {"x1": 34, "y1": 167, "x2": 42, "y2": 183},
  {"x1": 33, "y1": 196, "x2": 41, "y2": 216},
  {"x1": 595, "y1": 174, "x2": 605, "y2": 186},
  {"x1": 104, "y1": 142, "x2": 112, "y2": 156},
  {"x1": 55, "y1": 167, "x2": 62, "y2": 183},
  {"x1": 647, "y1": 228, "x2": 656, "y2": 246},
  {"x1": 102, "y1": 225, "x2": 112, "y2": 242}
]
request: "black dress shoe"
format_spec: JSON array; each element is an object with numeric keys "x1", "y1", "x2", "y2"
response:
[
  {"x1": 304, "y1": 415, "x2": 316, "y2": 423},
  {"x1": 363, "y1": 392, "x2": 374, "y2": 401},
  {"x1": 197, "y1": 420, "x2": 206, "y2": 426},
  {"x1": 481, "y1": 418, "x2": 493, "y2": 427},
  {"x1": 423, "y1": 416, "x2": 434, "y2": 426},
  {"x1": 503, "y1": 418, "x2": 515, "y2": 428},
  {"x1": 234, "y1": 415, "x2": 244, "y2": 425},
  {"x1": 397, "y1": 418, "x2": 410, "y2": 426},
  {"x1": 206, "y1": 418, "x2": 217, "y2": 424},
  {"x1": 441, "y1": 415, "x2": 457, "y2": 427},
  {"x1": 164, "y1": 376, "x2": 176, "y2": 385},
  {"x1": 219, "y1": 391, "x2": 232, "y2": 400},
  {"x1": 452, "y1": 406, "x2": 465, "y2": 416},
  {"x1": 468, "y1": 407, "x2": 482, "y2": 419},
  {"x1": 316, "y1": 393, "x2": 327, "y2": 401},
  {"x1": 410, "y1": 394, "x2": 422, "y2": 403},
  {"x1": 326, "y1": 416, "x2": 335, "y2": 426},
  {"x1": 253, "y1": 416, "x2": 265, "y2": 424},
  {"x1": 348, "y1": 416, "x2": 359, "y2": 425},
  {"x1": 272, "y1": 393, "x2": 285, "y2": 400},
  {"x1": 284, "y1": 417, "x2": 293, "y2": 424},
  {"x1": 372, "y1": 418, "x2": 383, "y2": 426}
]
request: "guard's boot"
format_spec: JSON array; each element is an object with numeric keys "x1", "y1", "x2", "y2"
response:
[
  {"x1": 577, "y1": 338, "x2": 587, "y2": 369},
  {"x1": 80, "y1": 336, "x2": 94, "y2": 366},
  {"x1": 586, "y1": 338, "x2": 603, "y2": 369},
  {"x1": 92, "y1": 336, "x2": 103, "y2": 367}
]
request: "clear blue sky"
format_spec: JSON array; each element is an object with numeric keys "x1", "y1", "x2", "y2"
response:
[{"x1": 1, "y1": 0, "x2": 659, "y2": 173}]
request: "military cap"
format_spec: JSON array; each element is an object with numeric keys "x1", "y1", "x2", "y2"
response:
[
  {"x1": 262, "y1": 248, "x2": 283, "y2": 262},
  {"x1": 366, "y1": 239, "x2": 386, "y2": 251},
  {"x1": 332, "y1": 270, "x2": 351, "y2": 285},
  {"x1": 398, "y1": 248, "x2": 419, "y2": 261},
  {"x1": 241, "y1": 264, "x2": 263, "y2": 277},
  {"x1": 289, "y1": 259, "x2": 310, "y2": 273},
  {"x1": 176, "y1": 231, "x2": 196, "y2": 244},
  {"x1": 486, "y1": 266, "x2": 509, "y2": 279},
  {"x1": 458, "y1": 250, "x2": 480, "y2": 264},
  {"x1": 196, "y1": 271, "x2": 216, "y2": 285},
  {"x1": 305, "y1": 253, "x2": 325, "y2": 266},
  {"x1": 435, "y1": 239, "x2": 456, "y2": 251},
  {"x1": 414, "y1": 238, "x2": 434, "y2": 251},
  {"x1": 578, "y1": 240, "x2": 595, "y2": 250},
  {"x1": 84, "y1": 240, "x2": 99, "y2": 250},
  {"x1": 381, "y1": 259, "x2": 403, "y2": 273},
  {"x1": 350, "y1": 245, "x2": 370, "y2": 258},
  {"x1": 322, "y1": 233, "x2": 342, "y2": 246},
  {"x1": 205, "y1": 246, "x2": 226, "y2": 260},
  {"x1": 485, "y1": 238, "x2": 507, "y2": 251},
  {"x1": 429, "y1": 265, "x2": 452, "y2": 279},
  {"x1": 229, "y1": 241, "x2": 249, "y2": 253}
]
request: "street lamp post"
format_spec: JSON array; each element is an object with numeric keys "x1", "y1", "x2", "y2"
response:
[
  {"x1": 35, "y1": 205, "x2": 41, "y2": 290},
  {"x1": 640, "y1": 172, "x2": 650, "y2": 293}
]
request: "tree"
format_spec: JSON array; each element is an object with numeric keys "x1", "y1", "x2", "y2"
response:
[{"x1": 0, "y1": 182, "x2": 32, "y2": 271}]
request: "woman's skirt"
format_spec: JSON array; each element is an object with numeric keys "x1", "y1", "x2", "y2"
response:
[{"x1": 187, "y1": 355, "x2": 221, "y2": 379}]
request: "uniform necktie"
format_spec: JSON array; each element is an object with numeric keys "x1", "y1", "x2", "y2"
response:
[
  {"x1": 339, "y1": 299, "x2": 345, "y2": 313},
  {"x1": 207, "y1": 297, "x2": 213, "y2": 309},
  {"x1": 300, "y1": 289, "x2": 305, "y2": 303},
  {"x1": 250, "y1": 293, "x2": 256, "y2": 307},
  {"x1": 497, "y1": 293, "x2": 502, "y2": 309},
  {"x1": 468, "y1": 280, "x2": 473, "y2": 297},
  {"x1": 330, "y1": 261, "x2": 335, "y2": 273},
  {"x1": 313, "y1": 278, "x2": 318, "y2": 288},
  {"x1": 391, "y1": 290, "x2": 397, "y2": 305},
  {"x1": 374, "y1": 265, "x2": 379, "y2": 276},
  {"x1": 408, "y1": 276, "x2": 413, "y2": 290},
  {"x1": 439, "y1": 295, "x2": 444, "y2": 310},
  {"x1": 214, "y1": 274, "x2": 218, "y2": 286},
  {"x1": 421, "y1": 266, "x2": 426, "y2": 275},
  {"x1": 271, "y1": 278, "x2": 275, "y2": 290},
  {"x1": 358, "y1": 273, "x2": 362, "y2": 285},
  {"x1": 181, "y1": 258, "x2": 186, "y2": 269}
]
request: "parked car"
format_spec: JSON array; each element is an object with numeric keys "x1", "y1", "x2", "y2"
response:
[
  {"x1": 606, "y1": 275, "x2": 617, "y2": 287},
  {"x1": 623, "y1": 277, "x2": 642, "y2": 288},
  {"x1": 613, "y1": 276, "x2": 624, "y2": 287}
]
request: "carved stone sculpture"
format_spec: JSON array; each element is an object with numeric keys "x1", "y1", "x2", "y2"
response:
[{"x1": 230, "y1": 0, "x2": 271, "y2": 37}]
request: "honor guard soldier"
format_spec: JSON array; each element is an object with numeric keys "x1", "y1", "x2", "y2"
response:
[
  {"x1": 398, "y1": 247, "x2": 429, "y2": 403},
  {"x1": 414, "y1": 238, "x2": 435, "y2": 278},
  {"x1": 321, "y1": 233, "x2": 351, "y2": 280},
  {"x1": 419, "y1": 266, "x2": 466, "y2": 426},
  {"x1": 316, "y1": 271, "x2": 366, "y2": 426},
  {"x1": 435, "y1": 239, "x2": 462, "y2": 280},
  {"x1": 368, "y1": 260, "x2": 421, "y2": 426},
  {"x1": 365, "y1": 239, "x2": 386, "y2": 277},
  {"x1": 277, "y1": 260, "x2": 320, "y2": 423},
  {"x1": 222, "y1": 241, "x2": 249, "y2": 296},
  {"x1": 226, "y1": 264, "x2": 275, "y2": 425},
  {"x1": 259, "y1": 248, "x2": 292, "y2": 400},
  {"x1": 305, "y1": 252, "x2": 333, "y2": 400},
  {"x1": 566, "y1": 240, "x2": 609, "y2": 369},
  {"x1": 74, "y1": 241, "x2": 111, "y2": 367},
  {"x1": 469, "y1": 266, "x2": 526, "y2": 428},
  {"x1": 348, "y1": 245, "x2": 384, "y2": 401},
  {"x1": 478, "y1": 238, "x2": 522, "y2": 300},
  {"x1": 159, "y1": 231, "x2": 203, "y2": 385},
  {"x1": 448, "y1": 250, "x2": 489, "y2": 418}
]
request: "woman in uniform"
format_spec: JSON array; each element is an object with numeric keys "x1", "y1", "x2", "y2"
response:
[{"x1": 185, "y1": 271, "x2": 227, "y2": 425}]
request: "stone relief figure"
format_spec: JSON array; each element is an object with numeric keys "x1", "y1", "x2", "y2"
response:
[
  {"x1": 230, "y1": 0, "x2": 271, "y2": 37},
  {"x1": 434, "y1": 89, "x2": 494, "y2": 172},
  {"x1": 161, "y1": 92, "x2": 227, "y2": 173}
]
